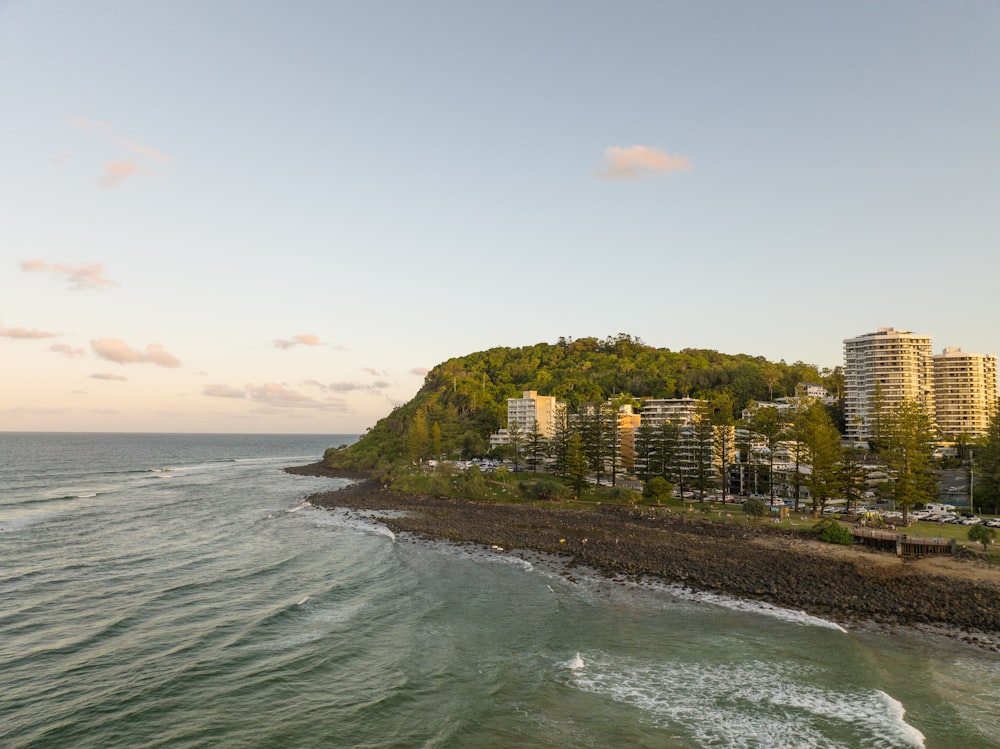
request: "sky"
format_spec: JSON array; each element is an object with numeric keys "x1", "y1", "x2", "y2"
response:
[{"x1": 2, "y1": 1, "x2": 998, "y2": 434}]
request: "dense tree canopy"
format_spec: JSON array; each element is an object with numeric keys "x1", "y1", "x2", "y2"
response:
[{"x1": 326, "y1": 334, "x2": 839, "y2": 473}]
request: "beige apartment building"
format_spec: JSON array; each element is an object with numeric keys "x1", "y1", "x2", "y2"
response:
[
  {"x1": 615, "y1": 403, "x2": 642, "y2": 471},
  {"x1": 507, "y1": 390, "x2": 560, "y2": 438},
  {"x1": 843, "y1": 327, "x2": 935, "y2": 443},
  {"x1": 933, "y1": 347, "x2": 998, "y2": 438}
]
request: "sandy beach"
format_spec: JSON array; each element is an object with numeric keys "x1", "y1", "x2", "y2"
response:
[{"x1": 288, "y1": 463, "x2": 1000, "y2": 642}]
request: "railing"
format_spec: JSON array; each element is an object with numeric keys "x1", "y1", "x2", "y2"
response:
[{"x1": 850, "y1": 526, "x2": 956, "y2": 556}]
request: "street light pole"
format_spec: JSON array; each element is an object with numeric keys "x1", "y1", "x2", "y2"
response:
[{"x1": 970, "y1": 449, "x2": 975, "y2": 514}]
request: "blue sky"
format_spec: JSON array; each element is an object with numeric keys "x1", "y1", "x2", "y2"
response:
[{"x1": 2, "y1": 1, "x2": 998, "y2": 433}]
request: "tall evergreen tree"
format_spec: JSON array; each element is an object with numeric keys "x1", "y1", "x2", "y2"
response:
[
  {"x1": 707, "y1": 392, "x2": 735, "y2": 501},
  {"x1": 633, "y1": 420, "x2": 657, "y2": 482},
  {"x1": 506, "y1": 419, "x2": 525, "y2": 471},
  {"x1": 691, "y1": 404, "x2": 716, "y2": 500},
  {"x1": 581, "y1": 402, "x2": 615, "y2": 486},
  {"x1": 744, "y1": 404, "x2": 785, "y2": 502},
  {"x1": 431, "y1": 422, "x2": 443, "y2": 460},
  {"x1": 875, "y1": 399, "x2": 937, "y2": 524},
  {"x1": 548, "y1": 403, "x2": 571, "y2": 476},
  {"x1": 839, "y1": 445, "x2": 868, "y2": 515},
  {"x1": 659, "y1": 419, "x2": 683, "y2": 495},
  {"x1": 525, "y1": 419, "x2": 547, "y2": 472},
  {"x1": 604, "y1": 400, "x2": 623, "y2": 487},
  {"x1": 565, "y1": 433, "x2": 589, "y2": 496},
  {"x1": 795, "y1": 400, "x2": 844, "y2": 518},
  {"x1": 974, "y1": 411, "x2": 1000, "y2": 515},
  {"x1": 407, "y1": 409, "x2": 431, "y2": 462}
]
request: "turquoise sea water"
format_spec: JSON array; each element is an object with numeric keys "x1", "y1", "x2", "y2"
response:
[{"x1": 2, "y1": 432, "x2": 999, "y2": 748}]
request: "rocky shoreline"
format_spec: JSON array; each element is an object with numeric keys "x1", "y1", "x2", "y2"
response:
[{"x1": 286, "y1": 463, "x2": 1000, "y2": 643}]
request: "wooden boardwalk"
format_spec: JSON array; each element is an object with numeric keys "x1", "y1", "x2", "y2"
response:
[{"x1": 851, "y1": 527, "x2": 956, "y2": 556}]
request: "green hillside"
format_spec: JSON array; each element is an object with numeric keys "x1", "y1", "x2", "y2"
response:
[{"x1": 324, "y1": 334, "x2": 841, "y2": 475}]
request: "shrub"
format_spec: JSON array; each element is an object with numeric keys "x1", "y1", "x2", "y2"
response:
[
  {"x1": 968, "y1": 523, "x2": 996, "y2": 550},
  {"x1": 642, "y1": 476, "x2": 674, "y2": 504},
  {"x1": 812, "y1": 518, "x2": 853, "y2": 545},
  {"x1": 519, "y1": 480, "x2": 571, "y2": 501},
  {"x1": 743, "y1": 498, "x2": 767, "y2": 522},
  {"x1": 458, "y1": 468, "x2": 488, "y2": 500},
  {"x1": 607, "y1": 486, "x2": 639, "y2": 505}
]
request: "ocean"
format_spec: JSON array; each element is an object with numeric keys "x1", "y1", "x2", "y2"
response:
[{"x1": 2, "y1": 432, "x2": 998, "y2": 749}]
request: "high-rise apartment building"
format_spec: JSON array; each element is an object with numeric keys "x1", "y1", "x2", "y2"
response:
[
  {"x1": 506, "y1": 390, "x2": 560, "y2": 438},
  {"x1": 933, "y1": 347, "x2": 998, "y2": 438},
  {"x1": 843, "y1": 327, "x2": 935, "y2": 442},
  {"x1": 638, "y1": 398, "x2": 705, "y2": 425}
]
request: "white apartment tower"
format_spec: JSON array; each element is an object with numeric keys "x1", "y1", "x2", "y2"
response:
[
  {"x1": 638, "y1": 398, "x2": 705, "y2": 425},
  {"x1": 843, "y1": 327, "x2": 935, "y2": 442},
  {"x1": 933, "y1": 347, "x2": 998, "y2": 438},
  {"x1": 507, "y1": 390, "x2": 559, "y2": 438}
]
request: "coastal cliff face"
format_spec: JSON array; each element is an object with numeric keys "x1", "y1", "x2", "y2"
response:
[{"x1": 302, "y1": 476, "x2": 1000, "y2": 641}]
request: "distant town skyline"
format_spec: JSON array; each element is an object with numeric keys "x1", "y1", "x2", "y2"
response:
[{"x1": 2, "y1": 2, "x2": 998, "y2": 433}]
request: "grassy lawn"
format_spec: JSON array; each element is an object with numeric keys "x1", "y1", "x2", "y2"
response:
[{"x1": 390, "y1": 468, "x2": 998, "y2": 553}]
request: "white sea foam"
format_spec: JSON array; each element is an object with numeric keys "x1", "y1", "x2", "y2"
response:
[
  {"x1": 565, "y1": 653, "x2": 585, "y2": 670},
  {"x1": 876, "y1": 691, "x2": 928, "y2": 748},
  {"x1": 554, "y1": 564, "x2": 848, "y2": 633},
  {"x1": 567, "y1": 651, "x2": 925, "y2": 749},
  {"x1": 490, "y1": 553, "x2": 533, "y2": 571},
  {"x1": 679, "y1": 586, "x2": 848, "y2": 632},
  {"x1": 302, "y1": 507, "x2": 396, "y2": 541}
]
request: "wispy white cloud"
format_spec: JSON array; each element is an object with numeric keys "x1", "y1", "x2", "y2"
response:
[
  {"x1": 600, "y1": 145, "x2": 692, "y2": 179},
  {"x1": 328, "y1": 381, "x2": 367, "y2": 392},
  {"x1": 89, "y1": 373, "x2": 128, "y2": 382},
  {"x1": 91, "y1": 338, "x2": 181, "y2": 367},
  {"x1": 273, "y1": 333, "x2": 322, "y2": 349},
  {"x1": 303, "y1": 378, "x2": 393, "y2": 393},
  {"x1": 0, "y1": 326, "x2": 58, "y2": 339},
  {"x1": 70, "y1": 118, "x2": 172, "y2": 189},
  {"x1": 21, "y1": 259, "x2": 117, "y2": 290},
  {"x1": 363, "y1": 367, "x2": 388, "y2": 376},
  {"x1": 246, "y1": 383, "x2": 326, "y2": 409},
  {"x1": 51, "y1": 343, "x2": 86, "y2": 357},
  {"x1": 69, "y1": 117, "x2": 113, "y2": 133},
  {"x1": 410, "y1": 367, "x2": 429, "y2": 376},
  {"x1": 202, "y1": 384, "x2": 247, "y2": 399},
  {"x1": 204, "y1": 381, "x2": 350, "y2": 412},
  {"x1": 99, "y1": 161, "x2": 147, "y2": 189},
  {"x1": 114, "y1": 138, "x2": 172, "y2": 163}
]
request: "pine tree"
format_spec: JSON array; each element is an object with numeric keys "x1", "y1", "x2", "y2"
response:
[
  {"x1": 633, "y1": 420, "x2": 657, "y2": 482},
  {"x1": 795, "y1": 400, "x2": 844, "y2": 518},
  {"x1": 525, "y1": 419, "x2": 547, "y2": 472},
  {"x1": 874, "y1": 399, "x2": 936, "y2": 525},
  {"x1": 974, "y1": 411, "x2": 1000, "y2": 514},
  {"x1": 565, "y1": 433, "x2": 589, "y2": 496},
  {"x1": 407, "y1": 409, "x2": 431, "y2": 462},
  {"x1": 548, "y1": 403, "x2": 571, "y2": 476}
]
